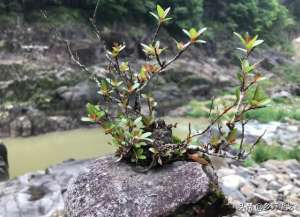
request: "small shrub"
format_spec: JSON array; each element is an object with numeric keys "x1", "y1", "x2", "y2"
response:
[{"x1": 73, "y1": 3, "x2": 270, "y2": 168}]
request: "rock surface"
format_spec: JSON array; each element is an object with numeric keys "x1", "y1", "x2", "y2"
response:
[
  {"x1": 0, "y1": 159, "x2": 92, "y2": 217},
  {"x1": 236, "y1": 121, "x2": 300, "y2": 148},
  {"x1": 0, "y1": 143, "x2": 9, "y2": 181},
  {"x1": 65, "y1": 155, "x2": 216, "y2": 217}
]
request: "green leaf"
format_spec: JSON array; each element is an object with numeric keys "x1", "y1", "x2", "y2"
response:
[
  {"x1": 246, "y1": 35, "x2": 258, "y2": 51},
  {"x1": 237, "y1": 48, "x2": 247, "y2": 53},
  {"x1": 149, "y1": 147, "x2": 158, "y2": 154},
  {"x1": 237, "y1": 72, "x2": 243, "y2": 83},
  {"x1": 85, "y1": 103, "x2": 105, "y2": 122},
  {"x1": 81, "y1": 117, "x2": 94, "y2": 122},
  {"x1": 134, "y1": 117, "x2": 143, "y2": 126},
  {"x1": 149, "y1": 12, "x2": 159, "y2": 21},
  {"x1": 251, "y1": 85, "x2": 270, "y2": 107},
  {"x1": 253, "y1": 40, "x2": 264, "y2": 48},
  {"x1": 120, "y1": 62, "x2": 129, "y2": 72},
  {"x1": 182, "y1": 29, "x2": 191, "y2": 38},
  {"x1": 226, "y1": 128, "x2": 238, "y2": 144},
  {"x1": 210, "y1": 133, "x2": 220, "y2": 146},
  {"x1": 196, "y1": 40, "x2": 206, "y2": 44},
  {"x1": 131, "y1": 82, "x2": 140, "y2": 91},
  {"x1": 241, "y1": 59, "x2": 255, "y2": 73},
  {"x1": 257, "y1": 99, "x2": 271, "y2": 106},
  {"x1": 189, "y1": 28, "x2": 198, "y2": 39},
  {"x1": 141, "y1": 132, "x2": 152, "y2": 138},
  {"x1": 163, "y1": 17, "x2": 172, "y2": 22},
  {"x1": 157, "y1": 5, "x2": 165, "y2": 18},
  {"x1": 235, "y1": 88, "x2": 241, "y2": 102},
  {"x1": 164, "y1": 7, "x2": 171, "y2": 17},
  {"x1": 198, "y1": 27, "x2": 207, "y2": 35},
  {"x1": 138, "y1": 155, "x2": 147, "y2": 160},
  {"x1": 234, "y1": 32, "x2": 246, "y2": 46},
  {"x1": 134, "y1": 142, "x2": 146, "y2": 148}
]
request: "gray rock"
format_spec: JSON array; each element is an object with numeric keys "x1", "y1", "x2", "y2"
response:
[
  {"x1": 0, "y1": 159, "x2": 92, "y2": 217},
  {"x1": 0, "y1": 143, "x2": 9, "y2": 181},
  {"x1": 268, "y1": 180, "x2": 282, "y2": 191},
  {"x1": 221, "y1": 184, "x2": 246, "y2": 203},
  {"x1": 54, "y1": 80, "x2": 98, "y2": 109},
  {"x1": 10, "y1": 115, "x2": 32, "y2": 137},
  {"x1": 220, "y1": 174, "x2": 247, "y2": 190},
  {"x1": 236, "y1": 121, "x2": 300, "y2": 149},
  {"x1": 65, "y1": 155, "x2": 216, "y2": 217}
]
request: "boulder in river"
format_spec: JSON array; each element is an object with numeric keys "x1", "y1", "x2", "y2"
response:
[{"x1": 65, "y1": 155, "x2": 233, "y2": 217}]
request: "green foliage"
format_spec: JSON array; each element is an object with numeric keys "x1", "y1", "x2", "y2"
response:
[
  {"x1": 250, "y1": 143, "x2": 300, "y2": 164},
  {"x1": 1, "y1": 0, "x2": 294, "y2": 46},
  {"x1": 186, "y1": 96, "x2": 300, "y2": 123},
  {"x1": 245, "y1": 106, "x2": 286, "y2": 123},
  {"x1": 232, "y1": 142, "x2": 300, "y2": 166},
  {"x1": 284, "y1": 0, "x2": 300, "y2": 21},
  {"x1": 32, "y1": 6, "x2": 86, "y2": 26},
  {"x1": 291, "y1": 109, "x2": 300, "y2": 121},
  {"x1": 203, "y1": 0, "x2": 293, "y2": 45},
  {"x1": 157, "y1": 0, "x2": 203, "y2": 28}
]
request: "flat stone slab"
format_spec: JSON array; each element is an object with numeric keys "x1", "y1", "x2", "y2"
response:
[{"x1": 65, "y1": 155, "x2": 215, "y2": 217}]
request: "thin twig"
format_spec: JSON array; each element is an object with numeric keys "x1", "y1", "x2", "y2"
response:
[
  {"x1": 208, "y1": 97, "x2": 215, "y2": 122},
  {"x1": 152, "y1": 24, "x2": 161, "y2": 44},
  {"x1": 238, "y1": 119, "x2": 247, "y2": 159},
  {"x1": 93, "y1": 0, "x2": 101, "y2": 20},
  {"x1": 189, "y1": 104, "x2": 236, "y2": 140}
]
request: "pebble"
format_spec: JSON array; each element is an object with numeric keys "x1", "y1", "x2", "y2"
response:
[{"x1": 221, "y1": 174, "x2": 247, "y2": 190}]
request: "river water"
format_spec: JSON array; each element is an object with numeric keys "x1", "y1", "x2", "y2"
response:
[{"x1": 2, "y1": 117, "x2": 207, "y2": 178}]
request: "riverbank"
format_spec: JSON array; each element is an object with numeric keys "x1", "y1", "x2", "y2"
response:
[{"x1": 2, "y1": 117, "x2": 207, "y2": 177}]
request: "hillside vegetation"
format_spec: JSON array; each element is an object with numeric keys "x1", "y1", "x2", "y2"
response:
[{"x1": 0, "y1": 0, "x2": 298, "y2": 49}]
